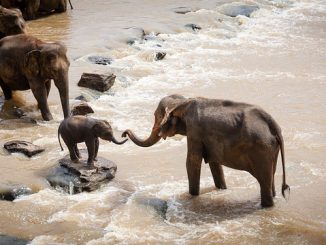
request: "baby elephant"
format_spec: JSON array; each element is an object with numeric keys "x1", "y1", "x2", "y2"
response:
[{"x1": 58, "y1": 115, "x2": 128, "y2": 165}]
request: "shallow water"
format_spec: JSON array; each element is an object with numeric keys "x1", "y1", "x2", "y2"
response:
[{"x1": 0, "y1": 0, "x2": 326, "y2": 244}]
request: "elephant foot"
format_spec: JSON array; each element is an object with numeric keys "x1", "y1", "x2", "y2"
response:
[
  {"x1": 93, "y1": 157, "x2": 98, "y2": 162},
  {"x1": 217, "y1": 182, "x2": 227, "y2": 190},
  {"x1": 261, "y1": 196, "x2": 274, "y2": 208}
]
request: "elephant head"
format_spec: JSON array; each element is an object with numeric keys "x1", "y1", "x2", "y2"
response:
[
  {"x1": 93, "y1": 120, "x2": 128, "y2": 145},
  {"x1": 24, "y1": 42, "x2": 70, "y2": 119},
  {"x1": 122, "y1": 94, "x2": 191, "y2": 147},
  {"x1": 0, "y1": 6, "x2": 26, "y2": 38}
]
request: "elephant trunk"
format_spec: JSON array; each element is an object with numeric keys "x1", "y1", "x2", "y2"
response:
[
  {"x1": 111, "y1": 134, "x2": 128, "y2": 145},
  {"x1": 123, "y1": 128, "x2": 161, "y2": 147},
  {"x1": 55, "y1": 72, "x2": 70, "y2": 119}
]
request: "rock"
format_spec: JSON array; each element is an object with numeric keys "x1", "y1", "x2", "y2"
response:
[
  {"x1": 219, "y1": 3, "x2": 259, "y2": 17},
  {"x1": 87, "y1": 56, "x2": 112, "y2": 65},
  {"x1": 135, "y1": 196, "x2": 168, "y2": 219},
  {"x1": 78, "y1": 73, "x2": 116, "y2": 92},
  {"x1": 71, "y1": 102, "x2": 94, "y2": 116},
  {"x1": 75, "y1": 95, "x2": 88, "y2": 102},
  {"x1": 4, "y1": 140, "x2": 45, "y2": 157},
  {"x1": 46, "y1": 151, "x2": 117, "y2": 194},
  {"x1": 0, "y1": 184, "x2": 32, "y2": 201},
  {"x1": 185, "y1": 23, "x2": 202, "y2": 32},
  {"x1": 155, "y1": 52, "x2": 166, "y2": 61},
  {"x1": 0, "y1": 235, "x2": 30, "y2": 245},
  {"x1": 173, "y1": 6, "x2": 192, "y2": 14}
]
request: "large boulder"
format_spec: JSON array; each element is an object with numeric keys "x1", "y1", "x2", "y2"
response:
[
  {"x1": 219, "y1": 3, "x2": 259, "y2": 17},
  {"x1": 71, "y1": 101, "x2": 94, "y2": 116},
  {"x1": 46, "y1": 152, "x2": 117, "y2": 194},
  {"x1": 3, "y1": 140, "x2": 45, "y2": 157},
  {"x1": 78, "y1": 73, "x2": 116, "y2": 92}
]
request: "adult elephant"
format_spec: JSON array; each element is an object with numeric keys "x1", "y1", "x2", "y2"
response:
[
  {"x1": 0, "y1": 34, "x2": 70, "y2": 121},
  {"x1": 122, "y1": 94, "x2": 290, "y2": 207},
  {"x1": 0, "y1": 6, "x2": 26, "y2": 38}
]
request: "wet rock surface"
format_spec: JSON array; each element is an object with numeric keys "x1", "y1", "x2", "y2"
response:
[
  {"x1": 0, "y1": 183, "x2": 32, "y2": 201},
  {"x1": 78, "y1": 72, "x2": 116, "y2": 92},
  {"x1": 71, "y1": 102, "x2": 94, "y2": 116},
  {"x1": 87, "y1": 56, "x2": 112, "y2": 65},
  {"x1": 135, "y1": 196, "x2": 168, "y2": 219},
  {"x1": 46, "y1": 151, "x2": 117, "y2": 194},
  {"x1": 4, "y1": 140, "x2": 45, "y2": 157},
  {"x1": 173, "y1": 6, "x2": 193, "y2": 14},
  {"x1": 155, "y1": 52, "x2": 166, "y2": 61},
  {"x1": 0, "y1": 235, "x2": 29, "y2": 245},
  {"x1": 219, "y1": 3, "x2": 259, "y2": 17}
]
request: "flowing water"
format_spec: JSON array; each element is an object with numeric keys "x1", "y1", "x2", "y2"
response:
[{"x1": 0, "y1": 0, "x2": 326, "y2": 244}]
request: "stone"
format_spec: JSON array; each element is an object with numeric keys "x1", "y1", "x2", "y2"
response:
[
  {"x1": 173, "y1": 7, "x2": 192, "y2": 14},
  {"x1": 219, "y1": 3, "x2": 259, "y2": 17},
  {"x1": 155, "y1": 52, "x2": 166, "y2": 61},
  {"x1": 87, "y1": 56, "x2": 112, "y2": 65},
  {"x1": 71, "y1": 102, "x2": 94, "y2": 116},
  {"x1": 0, "y1": 183, "x2": 32, "y2": 201},
  {"x1": 4, "y1": 140, "x2": 45, "y2": 157},
  {"x1": 0, "y1": 235, "x2": 29, "y2": 245},
  {"x1": 78, "y1": 73, "x2": 116, "y2": 92},
  {"x1": 185, "y1": 23, "x2": 202, "y2": 32},
  {"x1": 135, "y1": 196, "x2": 168, "y2": 219},
  {"x1": 46, "y1": 151, "x2": 117, "y2": 194},
  {"x1": 75, "y1": 95, "x2": 88, "y2": 102}
]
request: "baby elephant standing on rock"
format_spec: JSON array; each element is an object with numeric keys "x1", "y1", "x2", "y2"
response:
[{"x1": 58, "y1": 116, "x2": 128, "y2": 165}]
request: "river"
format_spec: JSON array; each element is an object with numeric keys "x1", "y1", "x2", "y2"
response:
[{"x1": 0, "y1": 0, "x2": 325, "y2": 244}]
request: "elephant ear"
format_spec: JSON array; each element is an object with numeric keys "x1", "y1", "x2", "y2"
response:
[
  {"x1": 160, "y1": 99, "x2": 193, "y2": 127},
  {"x1": 24, "y1": 50, "x2": 41, "y2": 77}
]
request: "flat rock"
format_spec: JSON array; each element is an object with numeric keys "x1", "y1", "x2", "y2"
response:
[
  {"x1": 0, "y1": 235, "x2": 29, "y2": 245},
  {"x1": 0, "y1": 183, "x2": 32, "y2": 201},
  {"x1": 3, "y1": 140, "x2": 45, "y2": 157},
  {"x1": 78, "y1": 73, "x2": 116, "y2": 92},
  {"x1": 219, "y1": 3, "x2": 259, "y2": 17},
  {"x1": 87, "y1": 56, "x2": 112, "y2": 65},
  {"x1": 71, "y1": 102, "x2": 94, "y2": 116},
  {"x1": 46, "y1": 151, "x2": 117, "y2": 194}
]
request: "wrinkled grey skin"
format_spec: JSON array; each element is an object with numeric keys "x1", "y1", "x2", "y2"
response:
[
  {"x1": 0, "y1": 34, "x2": 70, "y2": 120},
  {"x1": 0, "y1": 0, "x2": 73, "y2": 20},
  {"x1": 123, "y1": 94, "x2": 290, "y2": 207},
  {"x1": 0, "y1": 6, "x2": 26, "y2": 38},
  {"x1": 58, "y1": 115, "x2": 128, "y2": 165}
]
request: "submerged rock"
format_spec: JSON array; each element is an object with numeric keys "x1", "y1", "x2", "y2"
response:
[
  {"x1": 87, "y1": 56, "x2": 112, "y2": 65},
  {"x1": 135, "y1": 196, "x2": 168, "y2": 219},
  {"x1": 155, "y1": 52, "x2": 166, "y2": 61},
  {"x1": 46, "y1": 152, "x2": 117, "y2": 194},
  {"x1": 0, "y1": 183, "x2": 32, "y2": 201},
  {"x1": 173, "y1": 6, "x2": 192, "y2": 14},
  {"x1": 0, "y1": 235, "x2": 29, "y2": 245},
  {"x1": 185, "y1": 23, "x2": 202, "y2": 32},
  {"x1": 219, "y1": 3, "x2": 259, "y2": 17},
  {"x1": 4, "y1": 140, "x2": 45, "y2": 157},
  {"x1": 71, "y1": 102, "x2": 94, "y2": 116},
  {"x1": 78, "y1": 73, "x2": 116, "y2": 92}
]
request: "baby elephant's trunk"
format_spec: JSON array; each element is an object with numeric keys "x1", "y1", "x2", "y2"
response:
[{"x1": 111, "y1": 135, "x2": 128, "y2": 145}]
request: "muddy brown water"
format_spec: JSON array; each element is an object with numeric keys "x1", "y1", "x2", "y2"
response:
[{"x1": 0, "y1": 0, "x2": 326, "y2": 244}]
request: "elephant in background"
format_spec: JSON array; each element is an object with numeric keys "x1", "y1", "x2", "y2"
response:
[
  {"x1": 0, "y1": 0, "x2": 73, "y2": 20},
  {"x1": 122, "y1": 94, "x2": 290, "y2": 207},
  {"x1": 0, "y1": 34, "x2": 70, "y2": 120},
  {"x1": 0, "y1": 6, "x2": 26, "y2": 38},
  {"x1": 58, "y1": 116, "x2": 128, "y2": 165}
]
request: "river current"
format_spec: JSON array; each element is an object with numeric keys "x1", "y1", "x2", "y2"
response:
[{"x1": 0, "y1": 0, "x2": 325, "y2": 244}]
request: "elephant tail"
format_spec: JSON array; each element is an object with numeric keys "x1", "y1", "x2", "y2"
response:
[
  {"x1": 58, "y1": 126, "x2": 64, "y2": 151},
  {"x1": 276, "y1": 132, "x2": 290, "y2": 200},
  {"x1": 68, "y1": 0, "x2": 73, "y2": 9}
]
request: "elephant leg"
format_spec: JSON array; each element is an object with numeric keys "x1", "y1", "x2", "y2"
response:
[
  {"x1": 30, "y1": 82, "x2": 53, "y2": 121},
  {"x1": 186, "y1": 139, "x2": 203, "y2": 196},
  {"x1": 209, "y1": 162, "x2": 227, "y2": 189},
  {"x1": 272, "y1": 151, "x2": 279, "y2": 197},
  {"x1": 74, "y1": 144, "x2": 81, "y2": 159},
  {"x1": 85, "y1": 138, "x2": 95, "y2": 165},
  {"x1": 94, "y1": 138, "x2": 99, "y2": 161},
  {"x1": 56, "y1": 0, "x2": 67, "y2": 12},
  {"x1": 26, "y1": 0, "x2": 40, "y2": 20},
  {"x1": 45, "y1": 79, "x2": 51, "y2": 98},
  {"x1": 0, "y1": 79, "x2": 12, "y2": 100},
  {"x1": 62, "y1": 136, "x2": 79, "y2": 162}
]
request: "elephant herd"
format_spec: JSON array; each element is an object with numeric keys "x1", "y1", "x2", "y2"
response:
[{"x1": 0, "y1": 4, "x2": 290, "y2": 208}]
